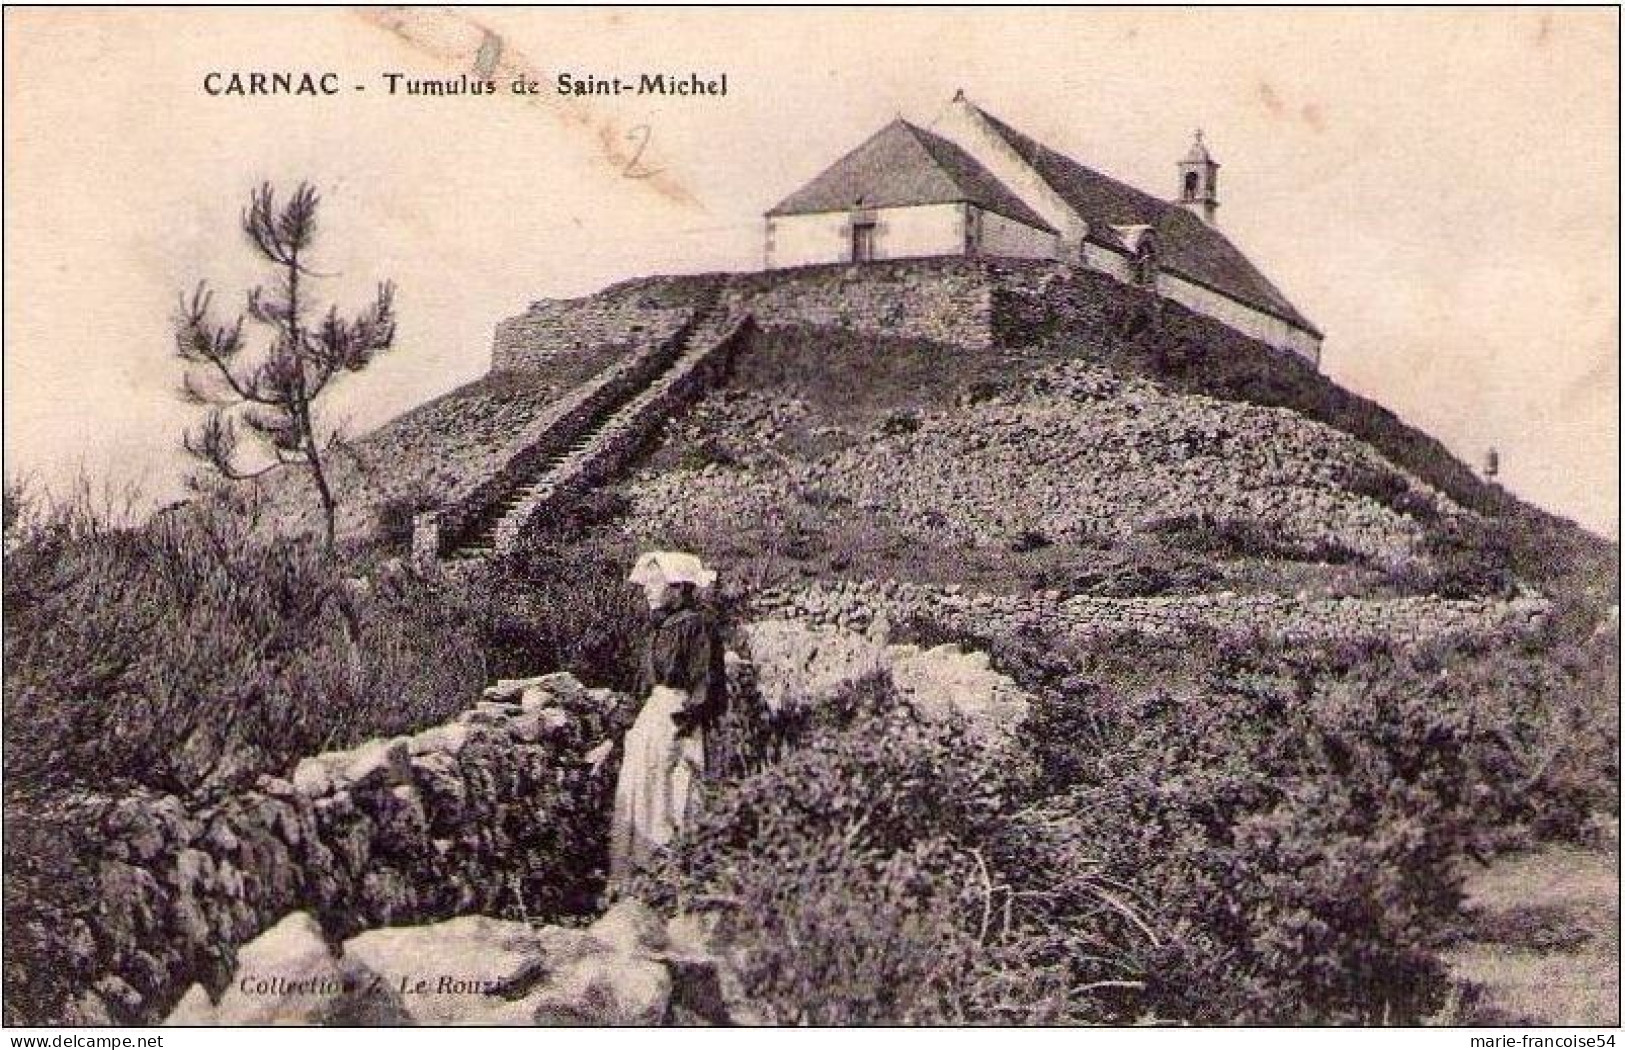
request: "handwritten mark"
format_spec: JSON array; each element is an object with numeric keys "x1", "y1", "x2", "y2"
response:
[
  {"x1": 623, "y1": 125, "x2": 664, "y2": 180},
  {"x1": 354, "y1": 8, "x2": 701, "y2": 210}
]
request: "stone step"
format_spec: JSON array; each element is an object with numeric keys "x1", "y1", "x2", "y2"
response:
[{"x1": 450, "y1": 304, "x2": 740, "y2": 561}]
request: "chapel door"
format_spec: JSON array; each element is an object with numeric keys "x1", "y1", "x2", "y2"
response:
[{"x1": 851, "y1": 222, "x2": 876, "y2": 262}]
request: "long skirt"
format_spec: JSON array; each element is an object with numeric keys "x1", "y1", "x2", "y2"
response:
[{"x1": 609, "y1": 685, "x2": 704, "y2": 881}]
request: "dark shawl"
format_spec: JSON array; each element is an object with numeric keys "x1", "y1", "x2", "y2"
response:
[
  {"x1": 639, "y1": 606, "x2": 726, "y2": 729},
  {"x1": 634, "y1": 603, "x2": 769, "y2": 780}
]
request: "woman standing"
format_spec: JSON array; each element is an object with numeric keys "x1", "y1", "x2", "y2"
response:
[{"x1": 608, "y1": 551, "x2": 726, "y2": 881}]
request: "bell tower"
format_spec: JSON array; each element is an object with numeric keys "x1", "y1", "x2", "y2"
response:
[{"x1": 1177, "y1": 129, "x2": 1220, "y2": 225}]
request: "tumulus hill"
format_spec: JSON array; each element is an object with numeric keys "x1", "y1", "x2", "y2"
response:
[{"x1": 249, "y1": 258, "x2": 1614, "y2": 613}]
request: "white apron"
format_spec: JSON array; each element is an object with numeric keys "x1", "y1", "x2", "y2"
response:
[{"x1": 609, "y1": 685, "x2": 704, "y2": 880}]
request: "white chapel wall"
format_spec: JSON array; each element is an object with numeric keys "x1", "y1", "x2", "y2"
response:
[
  {"x1": 1157, "y1": 271, "x2": 1322, "y2": 366},
  {"x1": 766, "y1": 203, "x2": 966, "y2": 269},
  {"x1": 976, "y1": 208, "x2": 1058, "y2": 260},
  {"x1": 1081, "y1": 242, "x2": 1135, "y2": 282}
]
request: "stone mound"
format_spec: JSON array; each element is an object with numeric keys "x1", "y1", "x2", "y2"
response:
[{"x1": 629, "y1": 360, "x2": 1456, "y2": 567}]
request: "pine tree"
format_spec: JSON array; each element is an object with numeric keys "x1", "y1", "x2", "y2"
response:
[{"x1": 175, "y1": 181, "x2": 396, "y2": 549}]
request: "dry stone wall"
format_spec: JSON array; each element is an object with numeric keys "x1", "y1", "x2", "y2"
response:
[
  {"x1": 438, "y1": 313, "x2": 703, "y2": 551},
  {"x1": 752, "y1": 578, "x2": 1550, "y2": 650},
  {"x1": 494, "y1": 258, "x2": 1315, "y2": 374},
  {"x1": 64, "y1": 673, "x2": 624, "y2": 1026},
  {"x1": 626, "y1": 359, "x2": 1456, "y2": 566},
  {"x1": 716, "y1": 258, "x2": 1220, "y2": 359},
  {"x1": 493, "y1": 296, "x2": 692, "y2": 374},
  {"x1": 720, "y1": 259, "x2": 996, "y2": 350},
  {"x1": 990, "y1": 259, "x2": 1138, "y2": 349}
]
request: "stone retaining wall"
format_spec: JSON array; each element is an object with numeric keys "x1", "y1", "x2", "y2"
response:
[
  {"x1": 990, "y1": 260, "x2": 1143, "y2": 349},
  {"x1": 64, "y1": 674, "x2": 623, "y2": 1026},
  {"x1": 753, "y1": 578, "x2": 1551, "y2": 650},
  {"x1": 438, "y1": 313, "x2": 702, "y2": 552},
  {"x1": 493, "y1": 258, "x2": 1311, "y2": 373},
  {"x1": 719, "y1": 259, "x2": 996, "y2": 350},
  {"x1": 493, "y1": 297, "x2": 692, "y2": 374}
]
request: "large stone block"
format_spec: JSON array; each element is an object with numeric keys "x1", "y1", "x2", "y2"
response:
[{"x1": 163, "y1": 912, "x2": 407, "y2": 1026}]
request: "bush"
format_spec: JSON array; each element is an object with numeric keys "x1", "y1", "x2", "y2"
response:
[
  {"x1": 2, "y1": 499, "x2": 485, "y2": 797},
  {"x1": 1066, "y1": 542, "x2": 1222, "y2": 597},
  {"x1": 1010, "y1": 528, "x2": 1052, "y2": 553},
  {"x1": 1383, "y1": 515, "x2": 1521, "y2": 598},
  {"x1": 1007, "y1": 636, "x2": 1612, "y2": 1023},
  {"x1": 632, "y1": 617, "x2": 1616, "y2": 1024},
  {"x1": 629, "y1": 670, "x2": 1186, "y2": 1024},
  {"x1": 471, "y1": 530, "x2": 648, "y2": 693},
  {"x1": 1345, "y1": 464, "x2": 1440, "y2": 523},
  {"x1": 2, "y1": 798, "x2": 107, "y2": 1026},
  {"x1": 1148, "y1": 512, "x2": 1364, "y2": 565},
  {"x1": 372, "y1": 485, "x2": 440, "y2": 554},
  {"x1": 1474, "y1": 605, "x2": 1619, "y2": 843},
  {"x1": 961, "y1": 379, "x2": 1005, "y2": 406},
  {"x1": 879, "y1": 410, "x2": 921, "y2": 437},
  {"x1": 677, "y1": 437, "x2": 740, "y2": 472},
  {"x1": 629, "y1": 674, "x2": 1097, "y2": 1023}
]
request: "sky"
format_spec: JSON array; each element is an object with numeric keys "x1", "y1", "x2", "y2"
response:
[{"x1": 4, "y1": 7, "x2": 1618, "y2": 537}]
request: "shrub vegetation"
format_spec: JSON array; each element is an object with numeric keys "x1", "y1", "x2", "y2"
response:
[
  {"x1": 3, "y1": 494, "x2": 483, "y2": 798},
  {"x1": 631, "y1": 616, "x2": 1618, "y2": 1024}
]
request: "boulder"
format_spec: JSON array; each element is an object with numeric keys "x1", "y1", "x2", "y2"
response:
[
  {"x1": 166, "y1": 911, "x2": 406, "y2": 1025},
  {"x1": 744, "y1": 618, "x2": 1030, "y2": 731},
  {"x1": 589, "y1": 899, "x2": 669, "y2": 955},
  {"x1": 174, "y1": 901, "x2": 743, "y2": 1026},
  {"x1": 482, "y1": 676, "x2": 553, "y2": 702},
  {"x1": 339, "y1": 738, "x2": 412, "y2": 790},
  {"x1": 408, "y1": 722, "x2": 471, "y2": 757},
  {"x1": 530, "y1": 954, "x2": 672, "y2": 1026},
  {"x1": 164, "y1": 983, "x2": 216, "y2": 1025},
  {"x1": 291, "y1": 756, "x2": 338, "y2": 797},
  {"x1": 344, "y1": 915, "x2": 594, "y2": 1025}
]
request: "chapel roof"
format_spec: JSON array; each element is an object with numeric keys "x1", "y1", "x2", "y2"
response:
[
  {"x1": 967, "y1": 104, "x2": 1320, "y2": 336},
  {"x1": 766, "y1": 119, "x2": 1057, "y2": 234}
]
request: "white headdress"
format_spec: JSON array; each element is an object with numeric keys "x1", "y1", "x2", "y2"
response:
[{"x1": 627, "y1": 550, "x2": 718, "y2": 592}]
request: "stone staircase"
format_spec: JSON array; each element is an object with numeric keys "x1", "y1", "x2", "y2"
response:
[{"x1": 440, "y1": 286, "x2": 746, "y2": 560}]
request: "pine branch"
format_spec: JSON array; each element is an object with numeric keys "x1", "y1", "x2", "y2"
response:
[
  {"x1": 176, "y1": 372, "x2": 227, "y2": 407},
  {"x1": 245, "y1": 285, "x2": 292, "y2": 328},
  {"x1": 181, "y1": 410, "x2": 280, "y2": 482},
  {"x1": 175, "y1": 283, "x2": 281, "y2": 407},
  {"x1": 241, "y1": 405, "x2": 302, "y2": 453},
  {"x1": 306, "y1": 281, "x2": 397, "y2": 398},
  {"x1": 243, "y1": 182, "x2": 292, "y2": 266}
]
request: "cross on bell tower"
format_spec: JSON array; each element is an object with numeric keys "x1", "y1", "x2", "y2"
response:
[{"x1": 1177, "y1": 129, "x2": 1220, "y2": 225}]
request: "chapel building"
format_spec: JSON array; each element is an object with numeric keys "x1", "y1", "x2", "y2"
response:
[{"x1": 763, "y1": 92, "x2": 1323, "y2": 365}]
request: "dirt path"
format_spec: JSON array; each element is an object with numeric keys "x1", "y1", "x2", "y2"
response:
[{"x1": 1445, "y1": 839, "x2": 1620, "y2": 1025}]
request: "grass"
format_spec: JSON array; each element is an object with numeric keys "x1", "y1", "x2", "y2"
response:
[{"x1": 1444, "y1": 832, "x2": 1620, "y2": 1026}]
